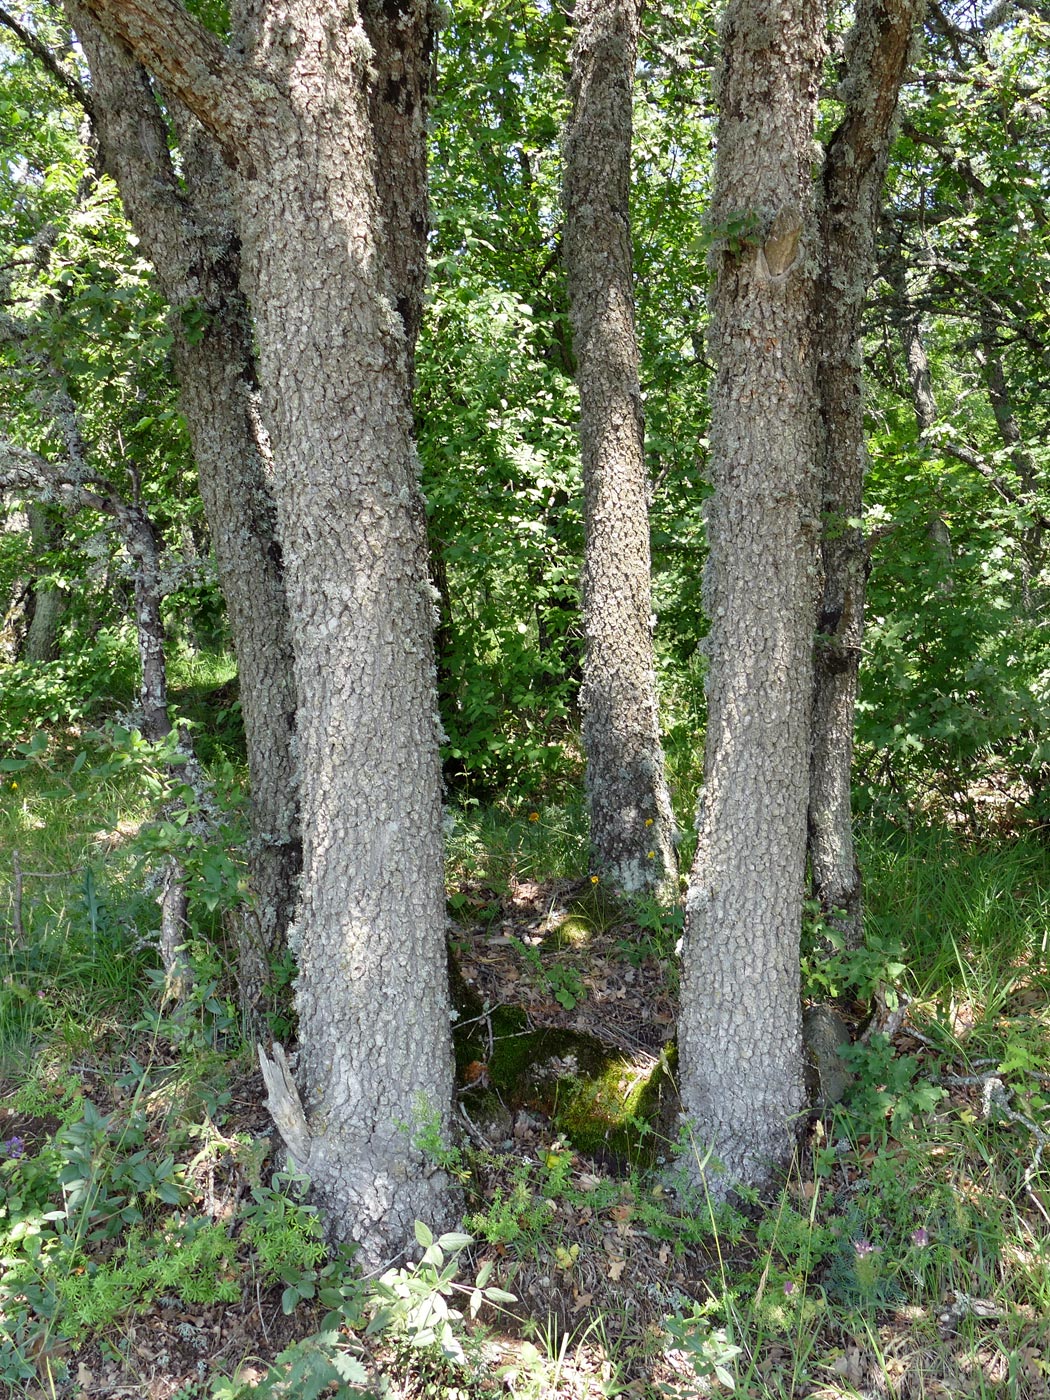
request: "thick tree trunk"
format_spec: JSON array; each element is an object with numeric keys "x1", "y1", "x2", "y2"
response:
[
  {"x1": 677, "y1": 0, "x2": 826, "y2": 1194},
  {"x1": 563, "y1": 0, "x2": 677, "y2": 901},
  {"x1": 79, "y1": 0, "x2": 456, "y2": 1263},
  {"x1": 809, "y1": 0, "x2": 922, "y2": 951},
  {"x1": 68, "y1": 3, "x2": 300, "y2": 1012}
]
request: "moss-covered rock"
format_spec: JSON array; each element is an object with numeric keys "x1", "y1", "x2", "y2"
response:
[{"x1": 454, "y1": 1009, "x2": 676, "y2": 1168}]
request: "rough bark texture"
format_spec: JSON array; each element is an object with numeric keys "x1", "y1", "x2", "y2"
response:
[
  {"x1": 809, "y1": 0, "x2": 923, "y2": 951},
  {"x1": 677, "y1": 0, "x2": 826, "y2": 1193},
  {"x1": 974, "y1": 309, "x2": 1043, "y2": 606},
  {"x1": 563, "y1": 0, "x2": 677, "y2": 900},
  {"x1": 79, "y1": 0, "x2": 455, "y2": 1264},
  {"x1": 67, "y1": 3, "x2": 301, "y2": 1012},
  {"x1": 23, "y1": 505, "x2": 66, "y2": 663},
  {"x1": 360, "y1": 0, "x2": 433, "y2": 359}
]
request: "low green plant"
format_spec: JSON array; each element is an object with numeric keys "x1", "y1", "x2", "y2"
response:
[
  {"x1": 209, "y1": 1333, "x2": 373, "y2": 1400},
  {"x1": 364, "y1": 1221, "x2": 516, "y2": 1364},
  {"x1": 464, "y1": 1159, "x2": 558, "y2": 1248},
  {"x1": 616, "y1": 895, "x2": 684, "y2": 968},
  {"x1": 238, "y1": 1170, "x2": 342, "y2": 1313},
  {"x1": 800, "y1": 899, "x2": 906, "y2": 1004},
  {"x1": 662, "y1": 1302, "x2": 743, "y2": 1394},
  {"x1": 507, "y1": 934, "x2": 586, "y2": 1010},
  {"x1": 837, "y1": 1033, "x2": 947, "y2": 1136}
]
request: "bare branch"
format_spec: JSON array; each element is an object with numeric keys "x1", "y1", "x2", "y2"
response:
[
  {"x1": 0, "y1": 439, "x2": 113, "y2": 513},
  {"x1": 258, "y1": 1042, "x2": 312, "y2": 1171},
  {"x1": 0, "y1": 4, "x2": 93, "y2": 112}
]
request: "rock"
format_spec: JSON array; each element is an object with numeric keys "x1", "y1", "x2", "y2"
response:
[{"x1": 803, "y1": 1005, "x2": 854, "y2": 1108}]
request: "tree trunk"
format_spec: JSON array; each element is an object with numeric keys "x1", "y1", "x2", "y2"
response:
[
  {"x1": 808, "y1": 0, "x2": 923, "y2": 952},
  {"x1": 23, "y1": 505, "x2": 66, "y2": 663},
  {"x1": 677, "y1": 0, "x2": 826, "y2": 1194},
  {"x1": 563, "y1": 0, "x2": 677, "y2": 901},
  {"x1": 68, "y1": 2, "x2": 301, "y2": 1013},
  {"x1": 360, "y1": 0, "x2": 433, "y2": 361},
  {"x1": 974, "y1": 309, "x2": 1043, "y2": 608},
  {"x1": 79, "y1": 0, "x2": 455, "y2": 1264}
]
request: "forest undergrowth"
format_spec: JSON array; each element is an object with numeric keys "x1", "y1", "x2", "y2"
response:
[{"x1": 2, "y1": 710, "x2": 1050, "y2": 1399}]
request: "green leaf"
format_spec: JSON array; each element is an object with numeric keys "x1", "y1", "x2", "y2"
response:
[
  {"x1": 437, "y1": 1230, "x2": 474, "y2": 1252},
  {"x1": 330, "y1": 1353, "x2": 368, "y2": 1384},
  {"x1": 413, "y1": 1219, "x2": 434, "y2": 1248}
]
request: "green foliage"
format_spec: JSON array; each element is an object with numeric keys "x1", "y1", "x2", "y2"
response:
[
  {"x1": 507, "y1": 933, "x2": 586, "y2": 1009},
  {"x1": 662, "y1": 1304, "x2": 743, "y2": 1393},
  {"x1": 238, "y1": 1172, "x2": 331, "y2": 1310},
  {"x1": 837, "y1": 1033, "x2": 947, "y2": 1136},
  {"x1": 365, "y1": 1222, "x2": 516, "y2": 1364},
  {"x1": 801, "y1": 902, "x2": 906, "y2": 1003},
  {"x1": 0, "y1": 1098, "x2": 239, "y2": 1348},
  {"x1": 210, "y1": 1334, "x2": 372, "y2": 1400}
]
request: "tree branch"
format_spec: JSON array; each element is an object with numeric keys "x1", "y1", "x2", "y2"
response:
[
  {"x1": 74, "y1": 0, "x2": 269, "y2": 151},
  {"x1": 0, "y1": 439, "x2": 115, "y2": 514},
  {"x1": 0, "y1": 5, "x2": 93, "y2": 112}
]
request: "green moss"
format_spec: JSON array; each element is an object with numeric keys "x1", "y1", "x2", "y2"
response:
[
  {"x1": 541, "y1": 887, "x2": 622, "y2": 951},
  {"x1": 553, "y1": 1044, "x2": 677, "y2": 1165},
  {"x1": 546, "y1": 913, "x2": 593, "y2": 949},
  {"x1": 452, "y1": 993, "x2": 677, "y2": 1167}
]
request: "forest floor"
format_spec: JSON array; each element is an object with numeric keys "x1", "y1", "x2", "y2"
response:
[{"x1": 3, "y1": 744, "x2": 1050, "y2": 1398}]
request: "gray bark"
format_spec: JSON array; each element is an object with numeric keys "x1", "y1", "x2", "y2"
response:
[
  {"x1": 563, "y1": 0, "x2": 677, "y2": 901},
  {"x1": 974, "y1": 310, "x2": 1043, "y2": 607},
  {"x1": 0, "y1": 441, "x2": 192, "y2": 991},
  {"x1": 882, "y1": 232, "x2": 1049, "y2": 537},
  {"x1": 360, "y1": 0, "x2": 433, "y2": 360},
  {"x1": 79, "y1": 0, "x2": 455, "y2": 1265},
  {"x1": 23, "y1": 505, "x2": 66, "y2": 663},
  {"x1": 677, "y1": 0, "x2": 827, "y2": 1193},
  {"x1": 809, "y1": 0, "x2": 924, "y2": 951},
  {"x1": 66, "y1": 2, "x2": 301, "y2": 1015}
]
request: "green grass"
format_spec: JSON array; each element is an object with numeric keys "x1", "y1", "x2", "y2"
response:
[
  {"x1": 445, "y1": 796, "x2": 589, "y2": 890},
  {"x1": 861, "y1": 819, "x2": 1050, "y2": 990},
  {"x1": 0, "y1": 755, "x2": 158, "y2": 1068},
  {"x1": 4, "y1": 748, "x2": 1050, "y2": 1397}
]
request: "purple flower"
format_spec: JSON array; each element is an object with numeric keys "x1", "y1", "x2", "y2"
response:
[
  {"x1": 783, "y1": 1281, "x2": 797, "y2": 1296},
  {"x1": 2, "y1": 1136, "x2": 25, "y2": 1159},
  {"x1": 853, "y1": 1238, "x2": 877, "y2": 1258},
  {"x1": 911, "y1": 1227, "x2": 929, "y2": 1248}
]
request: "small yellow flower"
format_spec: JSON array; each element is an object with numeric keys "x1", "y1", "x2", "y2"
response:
[
  {"x1": 647, "y1": 850, "x2": 655, "y2": 859},
  {"x1": 590, "y1": 875, "x2": 599, "y2": 884},
  {"x1": 528, "y1": 812, "x2": 539, "y2": 822},
  {"x1": 645, "y1": 817, "x2": 653, "y2": 827},
  {"x1": 10, "y1": 782, "x2": 17, "y2": 790}
]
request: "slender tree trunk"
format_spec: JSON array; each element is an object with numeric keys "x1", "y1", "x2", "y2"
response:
[
  {"x1": 360, "y1": 0, "x2": 433, "y2": 360},
  {"x1": 883, "y1": 229, "x2": 938, "y2": 434},
  {"x1": 974, "y1": 309, "x2": 1043, "y2": 607},
  {"x1": 563, "y1": 0, "x2": 677, "y2": 900},
  {"x1": 67, "y1": 2, "x2": 300, "y2": 1012},
  {"x1": 23, "y1": 505, "x2": 66, "y2": 663},
  {"x1": 119, "y1": 498, "x2": 194, "y2": 996},
  {"x1": 78, "y1": 0, "x2": 456, "y2": 1264},
  {"x1": 677, "y1": 0, "x2": 826, "y2": 1193},
  {"x1": 808, "y1": 0, "x2": 923, "y2": 951}
]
